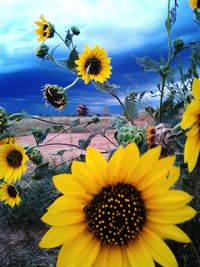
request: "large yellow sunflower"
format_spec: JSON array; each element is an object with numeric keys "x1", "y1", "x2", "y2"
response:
[
  {"x1": 0, "y1": 144, "x2": 29, "y2": 183},
  {"x1": 190, "y1": 0, "x2": 200, "y2": 9},
  {"x1": 180, "y1": 78, "x2": 200, "y2": 172},
  {"x1": 35, "y1": 15, "x2": 54, "y2": 42},
  {"x1": 75, "y1": 45, "x2": 112, "y2": 84},
  {"x1": 0, "y1": 183, "x2": 21, "y2": 207},
  {"x1": 39, "y1": 143, "x2": 196, "y2": 267}
]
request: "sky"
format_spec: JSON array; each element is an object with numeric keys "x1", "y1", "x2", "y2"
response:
[{"x1": 0, "y1": 0, "x2": 199, "y2": 115}]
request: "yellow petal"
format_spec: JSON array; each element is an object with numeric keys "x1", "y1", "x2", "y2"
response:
[
  {"x1": 85, "y1": 146, "x2": 108, "y2": 186},
  {"x1": 47, "y1": 195, "x2": 86, "y2": 214},
  {"x1": 145, "y1": 190, "x2": 193, "y2": 209},
  {"x1": 184, "y1": 134, "x2": 200, "y2": 172},
  {"x1": 127, "y1": 238, "x2": 155, "y2": 267},
  {"x1": 140, "y1": 227, "x2": 178, "y2": 267},
  {"x1": 53, "y1": 174, "x2": 84, "y2": 194},
  {"x1": 72, "y1": 236, "x2": 100, "y2": 267},
  {"x1": 106, "y1": 247, "x2": 123, "y2": 267},
  {"x1": 146, "y1": 223, "x2": 191, "y2": 243},
  {"x1": 71, "y1": 161, "x2": 99, "y2": 193},
  {"x1": 107, "y1": 146, "x2": 124, "y2": 183},
  {"x1": 39, "y1": 224, "x2": 84, "y2": 248},
  {"x1": 41, "y1": 210, "x2": 84, "y2": 226},
  {"x1": 92, "y1": 247, "x2": 108, "y2": 267},
  {"x1": 56, "y1": 230, "x2": 94, "y2": 267},
  {"x1": 147, "y1": 206, "x2": 197, "y2": 224},
  {"x1": 192, "y1": 78, "x2": 200, "y2": 100},
  {"x1": 121, "y1": 143, "x2": 140, "y2": 180}
]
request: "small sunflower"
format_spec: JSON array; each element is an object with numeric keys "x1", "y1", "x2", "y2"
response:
[
  {"x1": 75, "y1": 44, "x2": 112, "y2": 84},
  {"x1": 180, "y1": 78, "x2": 200, "y2": 172},
  {"x1": 0, "y1": 136, "x2": 15, "y2": 145},
  {"x1": 0, "y1": 144, "x2": 29, "y2": 183},
  {"x1": 190, "y1": 0, "x2": 200, "y2": 9},
  {"x1": 35, "y1": 15, "x2": 55, "y2": 42},
  {"x1": 40, "y1": 143, "x2": 196, "y2": 267},
  {"x1": 146, "y1": 126, "x2": 156, "y2": 148},
  {"x1": 0, "y1": 183, "x2": 21, "y2": 207}
]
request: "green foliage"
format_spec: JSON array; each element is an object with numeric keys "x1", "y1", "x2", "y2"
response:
[{"x1": 67, "y1": 48, "x2": 79, "y2": 71}]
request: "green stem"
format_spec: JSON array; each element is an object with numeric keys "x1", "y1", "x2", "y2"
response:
[
  {"x1": 63, "y1": 77, "x2": 80, "y2": 91},
  {"x1": 159, "y1": 0, "x2": 172, "y2": 123},
  {"x1": 55, "y1": 31, "x2": 70, "y2": 49},
  {"x1": 166, "y1": 0, "x2": 172, "y2": 68},
  {"x1": 159, "y1": 75, "x2": 166, "y2": 122},
  {"x1": 47, "y1": 53, "x2": 68, "y2": 70}
]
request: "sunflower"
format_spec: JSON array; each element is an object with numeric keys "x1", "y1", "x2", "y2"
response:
[
  {"x1": 0, "y1": 183, "x2": 21, "y2": 207},
  {"x1": 190, "y1": 0, "x2": 200, "y2": 9},
  {"x1": 0, "y1": 144, "x2": 29, "y2": 183},
  {"x1": 180, "y1": 78, "x2": 200, "y2": 172},
  {"x1": 0, "y1": 136, "x2": 15, "y2": 145},
  {"x1": 146, "y1": 126, "x2": 156, "y2": 148},
  {"x1": 39, "y1": 143, "x2": 196, "y2": 267},
  {"x1": 35, "y1": 15, "x2": 55, "y2": 42},
  {"x1": 75, "y1": 45, "x2": 112, "y2": 84}
]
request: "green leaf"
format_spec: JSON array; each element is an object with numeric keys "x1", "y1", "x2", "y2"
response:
[
  {"x1": 67, "y1": 48, "x2": 79, "y2": 70},
  {"x1": 135, "y1": 56, "x2": 160, "y2": 72},
  {"x1": 8, "y1": 113, "x2": 25, "y2": 121},
  {"x1": 52, "y1": 125, "x2": 65, "y2": 132},
  {"x1": 78, "y1": 133, "x2": 96, "y2": 150},
  {"x1": 93, "y1": 81, "x2": 110, "y2": 93},
  {"x1": 57, "y1": 150, "x2": 66, "y2": 157},
  {"x1": 32, "y1": 127, "x2": 51, "y2": 145},
  {"x1": 69, "y1": 118, "x2": 80, "y2": 127},
  {"x1": 124, "y1": 93, "x2": 138, "y2": 120}
]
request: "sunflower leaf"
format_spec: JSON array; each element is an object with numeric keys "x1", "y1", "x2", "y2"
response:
[
  {"x1": 32, "y1": 127, "x2": 51, "y2": 145},
  {"x1": 78, "y1": 133, "x2": 96, "y2": 150},
  {"x1": 135, "y1": 56, "x2": 160, "y2": 72},
  {"x1": 69, "y1": 118, "x2": 80, "y2": 127},
  {"x1": 67, "y1": 48, "x2": 79, "y2": 71}
]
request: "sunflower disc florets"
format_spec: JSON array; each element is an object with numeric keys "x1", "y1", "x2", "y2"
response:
[
  {"x1": 42, "y1": 84, "x2": 67, "y2": 111},
  {"x1": 117, "y1": 124, "x2": 144, "y2": 147}
]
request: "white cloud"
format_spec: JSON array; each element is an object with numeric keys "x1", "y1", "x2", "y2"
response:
[{"x1": 0, "y1": 0, "x2": 167, "y2": 57}]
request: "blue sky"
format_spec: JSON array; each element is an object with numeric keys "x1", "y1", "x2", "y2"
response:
[{"x1": 0, "y1": 0, "x2": 199, "y2": 115}]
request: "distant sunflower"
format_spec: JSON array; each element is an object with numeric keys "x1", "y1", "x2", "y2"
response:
[
  {"x1": 146, "y1": 126, "x2": 156, "y2": 148},
  {"x1": 0, "y1": 136, "x2": 15, "y2": 145},
  {"x1": 190, "y1": 0, "x2": 200, "y2": 9},
  {"x1": 0, "y1": 144, "x2": 29, "y2": 183},
  {"x1": 75, "y1": 45, "x2": 112, "y2": 84},
  {"x1": 40, "y1": 143, "x2": 196, "y2": 267},
  {"x1": 0, "y1": 183, "x2": 21, "y2": 207},
  {"x1": 180, "y1": 78, "x2": 200, "y2": 172},
  {"x1": 35, "y1": 15, "x2": 55, "y2": 42}
]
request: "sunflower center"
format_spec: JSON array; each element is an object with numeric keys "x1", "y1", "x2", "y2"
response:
[
  {"x1": 85, "y1": 57, "x2": 101, "y2": 75},
  {"x1": 8, "y1": 185, "x2": 17, "y2": 198},
  {"x1": 7, "y1": 150, "x2": 23, "y2": 168},
  {"x1": 84, "y1": 182, "x2": 146, "y2": 246}
]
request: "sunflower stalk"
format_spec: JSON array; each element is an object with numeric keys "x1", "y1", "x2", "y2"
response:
[{"x1": 63, "y1": 77, "x2": 80, "y2": 91}]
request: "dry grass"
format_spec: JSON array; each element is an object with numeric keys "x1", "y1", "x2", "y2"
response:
[{"x1": 9, "y1": 116, "x2": 113, "y2": 136}]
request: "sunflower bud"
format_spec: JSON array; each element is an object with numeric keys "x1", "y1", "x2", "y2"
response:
[
  {"x1": 0, "y1": 107, "x2": 8, "y2": 134},
  {"x1": 173, "y1": 37, "x2": 184, "y2": 51},
  {"x1": 71, "y1": 26, "x2": 80, "y2": 35},
  {"x1": 36, "y1": 44, "x2": 49, "y2": 58},
  {"x1": 25, "y1": 147, "x2": 43, "y2": 165},
  {"x1": 42, "y1": 84, "x2": 67, "y2": 110},
  {"x1": 117, "y1": 124, "x2": 144, "y2": 147},
  {"x1": 146, "y1": 124, "x2": 177, "y2": 156}
]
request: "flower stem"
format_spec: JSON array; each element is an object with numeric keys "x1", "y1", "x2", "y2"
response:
[
  {"x1": 159, "y1": 75, "x2": 166, "y2": 122},
  {"x1": 55, "y1": 31, "x2": 70, "y2": 49},
  {"x1": 63, "y1": 77, "x2": 80, "y2": 91}
]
